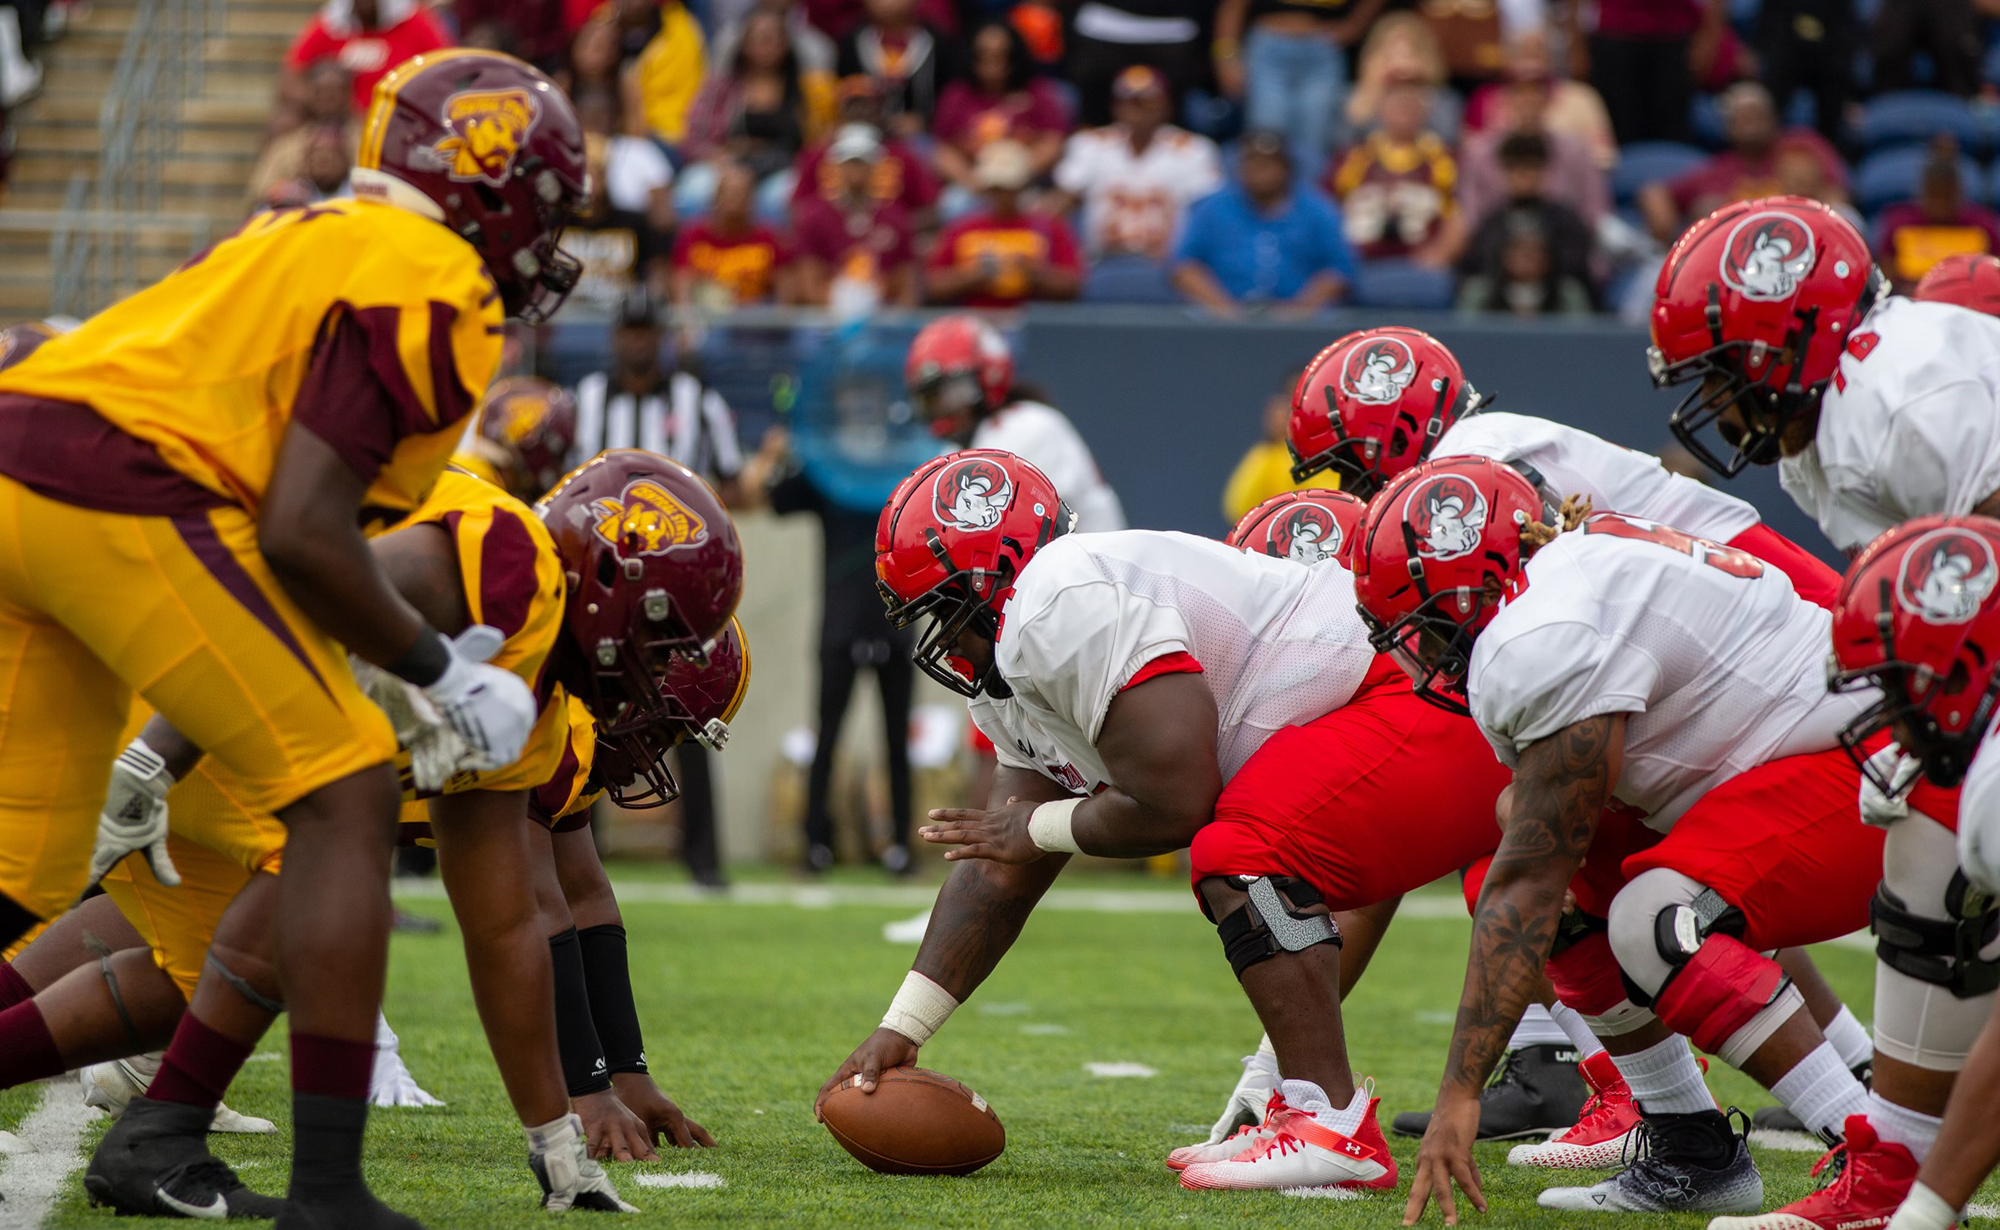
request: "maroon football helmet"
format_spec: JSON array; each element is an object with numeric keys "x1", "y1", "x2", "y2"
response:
[
  {"x1": 474, "y1": 375, "x2": 580, "y2": 501},
  {"x1": 538, "y1": 450, "x2": 744, "y2": 803},
  {"x1": 353, "y1": 49, "x2": 588, "y2": 324},
  {"x1": 588, "y1": 618, "x2": 752, "y2": 804},
  {"x1": 1226, "y1": 488, "x2": 1366, "y2": 569}
]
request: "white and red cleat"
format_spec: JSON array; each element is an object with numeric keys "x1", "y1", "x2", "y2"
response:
[
  {"x1": 1507, "y1": 1050, "x2": 1640, "y2": 1169},
  {"x1": 1179, "y1": 1080, "x2": 1395, "y2": 1193},
  {"x1": 1167, "y1": 1091, "x2": 1282, "y2": 1171},
  {"x1": 1706, "y1": 1114, "x2": 1920, "y2": 1230}
]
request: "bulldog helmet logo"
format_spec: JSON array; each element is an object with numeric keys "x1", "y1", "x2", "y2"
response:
[
  {"x1": 1271, "y1": 505, "x2": 1340, "y2": 565},
  {"x1": 590, "y1": 479, "x2": 709, "y2": 554},
  {"x1": 496, "y1": 393, "x2": 549, "y2": 444},
  {"x1": 932, "y1": 457, "x2": 1014, "y2": 532},
  {"x1": 1897, "y1": 527, "x2": 2000, "y2": 626},
  {"x1": 1341, "y1": 337, "x2": 1418, "y2": 406},
  {"x1": 1404, "y1": 474, "x2": 1491, "y2": 562},
  {"x1": 1720, "y1": 210, "x2": 1817, "y2": 302},
  {"x1": 434, "y1": 87, "x2": 540, "y2": 187}
]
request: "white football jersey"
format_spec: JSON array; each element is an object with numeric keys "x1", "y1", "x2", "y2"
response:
[
  {"x1": 970, "y1": 400, "x2": 1127, "y2": 533},
  {"x1": 1780, "y1": 296, "x2": 2000, "y2": 554},
  {"x1": 1437, "y1": 412, "x2": 1760, "y2": 543},
  {"x1": 1959, "y1": 729, "x2": 2000, "y2": 895},
  {"x1": 1468, "y1": 519, "x2": 1873, "y2": 830},
  {"x1": 970, "y1": 530, "x2": 1374, "y2": 794}
]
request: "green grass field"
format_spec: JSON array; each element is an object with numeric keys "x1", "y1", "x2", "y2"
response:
[{"x1": 3, "y1": 865, "x2": 1992, "y2": 1228}]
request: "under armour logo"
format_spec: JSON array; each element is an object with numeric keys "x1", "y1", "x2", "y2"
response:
[{"x1": 1343, "y1": 1142, "x2": 1364, "y2": 1156}]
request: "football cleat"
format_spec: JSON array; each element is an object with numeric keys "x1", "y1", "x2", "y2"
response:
[
  {"x1": 1508, "y1": 1050, "x2": 1645, "y2": 1169},
  {"x1": 1165, "y1": 1051, "x2": 1280, "y2": 1170},
  {"x1": 1167, "y1": 1090, "x2": 1281, "y2": 1171},
  {"x1": 1393, "y1": 1043, "x2": 1590, "y2": 1141},
  {"x1": 83, "y1": 1096, "x2": 287, "y2": 1219},
  {"x1": 1538, "y1": 1109, "x2": 1762, "y2": 1214},
  {"x1": 81, "y1": 1056, "x2": 277, "y2": 1134},
  {"x1": 1706, "y1": 1114, "x2": 1919, "y2": 1230},
  {"x1": 1178, "y1": 1081, "x2": 1395, "y2": 1193}
]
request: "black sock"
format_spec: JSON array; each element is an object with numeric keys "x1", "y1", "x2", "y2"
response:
[
  {"x1": 550, "y1": 928, "x2": 611, "y2": 1096},
  {"x1": 0, "y1": 891, "x2": 36, "y2": 951},
  {"x1": 288, "y1": 1093, "x2": 371, "y2": 1198},
  {"x1": 578, "y1": 924, "x2": 646, "y2": 1075}
]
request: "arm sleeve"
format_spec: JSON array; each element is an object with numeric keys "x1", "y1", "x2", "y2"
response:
[
  {"x1": 1006, "y1": 578, "x2": 1193, "y2": 744},
  {"x1": 1052, "y1": 135, "x2": 1091, "y2": 194},
  {"x1": 1047, "y1": 218, "x2": 1081, "y2": 271},
  {"x1": 1878, "y1": 381, "x2": 2000, "y2": 522},
  {"x1": 1470, "y1": 621, "x2": 1655, "y2": 762}
]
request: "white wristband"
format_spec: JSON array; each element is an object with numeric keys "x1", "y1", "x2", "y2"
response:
[
  {"x1": 879, "y1": 971, "x2": 959, "y2": 1046},
  {"x1": 1028, "y1": 797, "x2": 1085, "y2": 854},
  {"x1": 1885, "y1": 1183, "x2": 1960, "y2": 1230}
]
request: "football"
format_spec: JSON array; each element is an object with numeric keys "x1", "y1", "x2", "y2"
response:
[{"x1": 819, "y1": 1066, "x2": 1006, "y2": 1176}]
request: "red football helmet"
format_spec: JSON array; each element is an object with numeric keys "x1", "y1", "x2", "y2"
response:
[
  {"x1": 1226, "y1": 488, "x2": 1366, "y2": 569},
  {"x1": 352, "y1": 49, "x2": 589, "y2": 324},
  {"x1": 1352, "y1": 456, "x2": 1546, "y2": 713},
  {"x1": 1649, "y1": 195, "x2": 1883, "y2": 477},
  {"x1": 1829, "y1": 515, "x2": 2000, "y2": 791},
  {"x1": 538, "y1": 450, "x2": 744, "y2": 803},
  {"x1": 905, "y1": 315, "x2": 1014, "y2": 443},
  {"x1": 1287, "y1": 327, "x2": 1483, "y2": 498},
  {"x1": 876, "y1": 449, "x2": 1073, "y2": 697},
  {"x1": 1913, "y1": 253, "x2": 2000, "y2": 317},
  {"x1": 589, "y1": 617, "x2": 752, "y2": 803},
  {"x1": 473, "y1": 375, "x2": 580, "y2": 501}
]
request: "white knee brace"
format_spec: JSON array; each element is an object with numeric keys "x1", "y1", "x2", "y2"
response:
[{"x1": 1873, "y1": 813, "x2": 2000, "y2": 1072}]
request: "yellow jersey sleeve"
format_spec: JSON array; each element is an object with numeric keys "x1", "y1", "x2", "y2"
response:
[{"x1": 530, "y1": 693, "x2": 602, "y2": 832}]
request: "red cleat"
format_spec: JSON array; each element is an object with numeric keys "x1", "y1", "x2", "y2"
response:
[
  {"x1": 1506, "y1": 1050, "x2": 1641, "y2": 1170},
  {"x1": 1705, "y1": 1114, "x2": 1921, "y2": 1230}
]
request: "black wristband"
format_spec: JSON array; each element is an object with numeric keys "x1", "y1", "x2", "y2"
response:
[
  {"x1": 549, "y1": 927, "x2": 612, "y2": 1097},
  {"x1": 385, "y1": 626, "x2": 451, "y2": 687},
  {"x1": 578, "y1": 924, "x2": 647, "y2": 1075}
]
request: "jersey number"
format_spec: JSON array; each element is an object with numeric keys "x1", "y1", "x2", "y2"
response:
[
  {"x1": 1830, "y1": 330, "x2": 1880, "y2": 394},
  {"x1": 1582, "y1": 516, "x2": 1764, "y2": 579}
]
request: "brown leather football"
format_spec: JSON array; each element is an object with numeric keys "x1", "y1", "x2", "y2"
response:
[{"x1": 819, "y1": 1065, "x2": 1006, "y2": 1175}]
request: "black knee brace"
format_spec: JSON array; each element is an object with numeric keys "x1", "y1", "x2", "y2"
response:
[
  {"x1": 1212, "y1": 876, "x2": 1341, "y2": 978},
  {"x1": 1873, "y1": 876, "x2": 2000, "y2": 1000}
]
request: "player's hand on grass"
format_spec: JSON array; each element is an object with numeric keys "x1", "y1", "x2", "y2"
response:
[
  {"x1": 575, "y1": 1089, "x2": 659, "y2": 1162},
  {"x1": 919, "y1": 797, "x2": 1042, "y2": 863},
  {"x1": 527, "y1": 1112, "x2": 639, "y2": 1213},
  {"x1": 611, "y1": 1071, "x2": 714, "y2": 1150},
  {"x1": 816, "y1": 1027, "x2": 921, "y2": 1116},
  {"x1": 89, "y1": 739, "x2": 179, "y2": 888},
  {"x1": 1403, "y1": 1091, "x2": 1485, "y2": 1226}
]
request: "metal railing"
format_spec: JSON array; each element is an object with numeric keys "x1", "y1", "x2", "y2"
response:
[{"x1": 49, "y1": 0, "x2": 228, "y2": 316}]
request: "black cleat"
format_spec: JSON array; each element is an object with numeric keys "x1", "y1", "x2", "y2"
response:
[
  {"x1": 1750, "y1": 1060, "x2": 1871, "y2": 1135},
  {"x1": 1392, "y1": 1044, "x2": 1591, "y2": 1141},
  {"x1": 84, "y1": 1096, "x2": 287, "y2": 1219},
  {"x1": 277, "y1": 1189, "x2": 426, "y2": 1230},
  {"x1": 1536, "y1": 1108, "x2": 1763, "y2": 1214}
]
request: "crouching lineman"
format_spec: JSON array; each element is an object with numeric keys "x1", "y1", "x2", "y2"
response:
[
  {"x1": 1825, "y1": 516, "x2": 2000, "y2": 1230},
  {"x1": 45, "y1": 453, "x2": 737, "y2": 1220},
  {"x1": 818, "y1": 449, "x2": 1518, "y2": 1194},
  {"x1": 1359, "y1": 457, "x2": 1936, "y2": 1223}
]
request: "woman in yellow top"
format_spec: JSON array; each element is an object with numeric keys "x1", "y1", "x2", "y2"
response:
[{"x1": 1221, "y1": 368, "x2": 1329, "y2": 524}]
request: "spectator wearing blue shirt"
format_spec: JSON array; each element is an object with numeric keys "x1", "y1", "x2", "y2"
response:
[{"x1": 1171, "y1": 130, "x2": 1358, "y2": 318}]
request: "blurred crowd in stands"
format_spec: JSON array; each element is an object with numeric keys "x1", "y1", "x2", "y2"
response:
[{"x1": 246, "y1": 0, "x2": 2000, "y2": 319}]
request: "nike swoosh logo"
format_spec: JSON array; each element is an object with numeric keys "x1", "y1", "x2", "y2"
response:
[{"x1": 156, "y1": 1188, "x2": 227, "y2": 1220}]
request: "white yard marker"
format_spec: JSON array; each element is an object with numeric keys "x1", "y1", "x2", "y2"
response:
[
  {"x1": 0, "y1": 1077, "x2": 101, "y2": 1230},
  {"x1": 1748, "y1": 1129, "x2": 1826, "y2": 1154},
  {"x1": 1085, "y1": 1062, "x2": 1157, "y2": 1078},
  {"x1": 634, "y1": 1171, "x2": 726, "y2": 1189},
  {"x1": 1019, "y1": 1024, "x2": 1070, "y2": 1036}
]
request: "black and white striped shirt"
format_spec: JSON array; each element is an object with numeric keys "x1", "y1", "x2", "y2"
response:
[{"x1": 571, "y1": 369, "x2": 745, "y2": 481}]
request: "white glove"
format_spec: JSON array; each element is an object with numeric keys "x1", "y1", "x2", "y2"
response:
[
  {"x1": 527, "y1": 1113, "x2": 638, "y2": 1213},
  {"x1": 1859, "y1": 744, "x2": 1923, "y2": 829},
  {"x1": 89, "y1": 739, "x2": 178, "y2": 887},
  {"x1": 420, "y1": 626, "x2": 537, "y2": 772},
  {"x1": 1205, "y1": 1048, "x2": 1279, "y2": 1145},
  {"x1": 370, "y1": 1013, "x2": 445, "y2": 1109},
  {"x1": 350, "y1": 656, "x2": 472, "y2": 794}
]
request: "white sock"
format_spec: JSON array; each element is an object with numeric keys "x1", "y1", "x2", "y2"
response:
[
  {"x1": 1770, "y1": 1041, "x2": 1871, "y2": 1139},
  {"x1": 1548, "y1": 1001, "x2": 1607, "y2": 1058},
  {"x1": 1279, "y1": 1078, "x2": 1367, "y2": 1136},
  {"x1": 1866, "y1": 1090, "x2": 1942, "y2": 1163},
  {"x1": 1256, "y1": 1032, "x2": 1277, "y2": 1060},
  {"x1": 1609, "y1": 1035, "x2": 1711, "y2": 1115},
  {"x1": 1823, "y1": 1006, "x2": 1872, "y2": 1072},
  {"x1": 1506, "y1": 1003, "x2": 1572, "y2": 1049}
]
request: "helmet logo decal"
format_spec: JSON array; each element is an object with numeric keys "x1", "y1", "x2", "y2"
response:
[
  {"x1": 1404, "y1": 474, "x2": 1490, "y2": 562},
  {"x1": 932, "y1": 457, "x2": 1014, "y2": 532},
  {"x1": 1897, "y1": 527, "x2": 1999, "y2": 626},
  {"x1": 1341, "y1": 337, "x2": 1417, "y2": 406},
  {"x1": 1720, "y1": 210, "x2": 1816, "y2": 302},
  {"x1": 591, "y1": 479, "x2": 709, "y2": 554},
  {"x1": 432, "y1": 87, "x2": 540, "y2": 187},
  {"x1": 1273, "y1": 505, "x2": 1339, "y2": 565},
  {"x1": 497, "y1": 393, "x2": 549, "y2": 443}
]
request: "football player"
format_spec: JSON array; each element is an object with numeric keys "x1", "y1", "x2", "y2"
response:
[
  {"x1": 0, "y1": 49, "x2": 586, "y2": 1228},
  {"x1": 459, "y1": 376, "x2": 582, "y2": 503},
  {"x1": 1226, "y1": 489, "x2": 1364, "y2": 568},
  {"x1": 1360, "y1": 457, "x2": 1945, "y2": 1224},
  {"x1": 47, "y1": 454, "x2": 737, "y2": 1218},
  {"x1": 1910, "y1": 252, "x2": 2000, "y2": 317},
  {"x1": 819, "y1": 449, "x2": 1520, "y2": 1194},
  {"x1": 1826, "y1": 517, "x2": 2000, "y2": 1230}
]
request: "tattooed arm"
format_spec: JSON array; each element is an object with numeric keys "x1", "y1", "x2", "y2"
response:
[{"x1": 1404, "y1": 713, "x2": 1625, "y2": 1226}]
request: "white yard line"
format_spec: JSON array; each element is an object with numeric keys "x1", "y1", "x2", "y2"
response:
[{"x1": 0, "y1": 1077, "x2": 99, "y2": 1230}]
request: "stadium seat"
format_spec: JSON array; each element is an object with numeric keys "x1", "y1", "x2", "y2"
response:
[
  {"x1": 1083, "y1": 255, "x2": 1181, "y2": 304},
  {"x1": 1351, "y1": 261, "x2": 1455, "y2": 310},
  {"x1": 1854, "y1": 146, "x2": 1983, "y2": 213},
  {"x1": 1610, "y1": 142, "x2": 1709, "y2": 206},
  {"x1": 1855, "y1": 90, "x2": 1982, "y2": 154}
]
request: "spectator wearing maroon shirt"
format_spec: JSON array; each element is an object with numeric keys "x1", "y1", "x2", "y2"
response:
[
  {"x1": 792, "y1": 76, "x2": 941, "y2": 227},
  {"x1": 282, "y1": 0, "x2": 453, "y2": 115},
  {"x1": 1637, "y1": 81, "x2": 1849, "y2": 244},
  {"x1": 671, "y1": 161, "x2": 798, "y2": 308},
  {"x1": 1874, "y1": 149, "x2": 2000, "y2": 293},
  {"x1": 926, "y1": 140, "x2": 1081, "y2": 308},
  {"x1": 1325, "y1": 77, "x2": 1455, "y2": 263},
  {"x1": 795, "y1": 125, "x2": 919, "y2": 312},
  {"x1": 932, "y1": 23, "x2": 1069, "y2": 202}
]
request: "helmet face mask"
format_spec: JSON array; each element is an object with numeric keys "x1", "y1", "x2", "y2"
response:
[
  {"x1": 1287, "y1": 328, "x2": 1480, "y2": 497},
  {"x1": 910, "y1": 372, "x2": 986, "y2": 443},
  {"x1": 1357, "y1": 565, "x2": 1486, "y2": 715},
  {"x1": 1831, "y1": 656, "x2": 1994, "y2": 791},
  {"x1": 905, "y1": 316, "x2": 1012, "y2": 444},
  {"x1": 881, "y1": 570, "x2": 1007, "y2": 698},
  {"x1": 1652, "y1": 332, "x2": 1808, "y2": 477}
]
